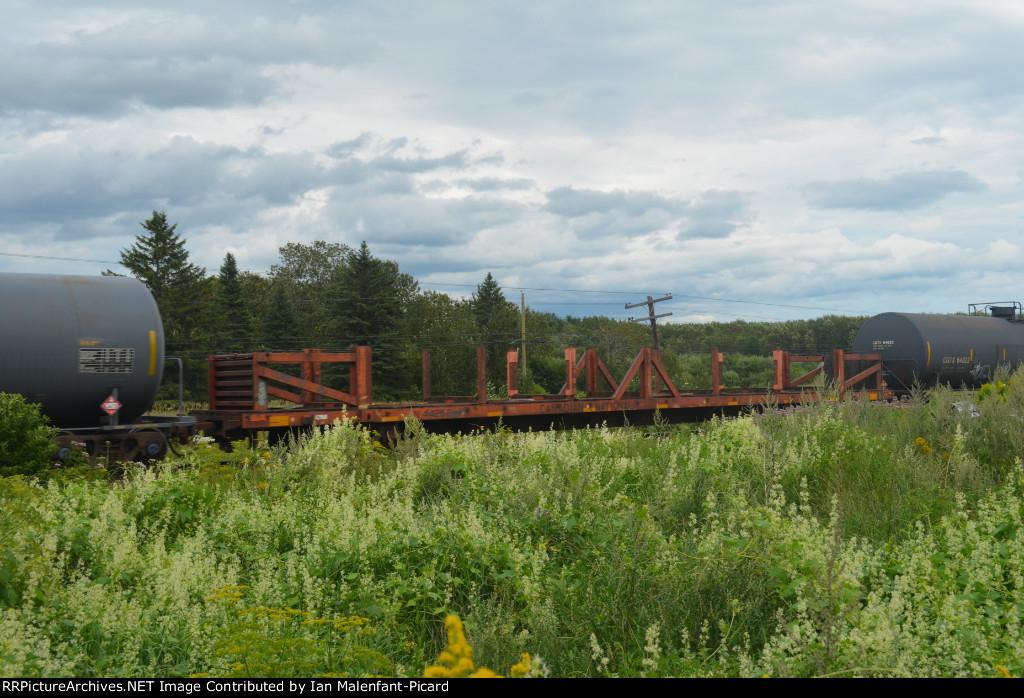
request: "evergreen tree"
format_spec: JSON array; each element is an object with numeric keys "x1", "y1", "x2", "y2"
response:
[
  {"x1": 238, "y1": 271, "x2": 273, "y2": 341},
  {"x1": 216, "y1": 252, "x2": 253, "y2": 352},
  {"x1": 109, "y1": 211, "x2": 211, "y2": 398},
  {"x1": 472, "y1": 273, "x2": 506, "y2": 329},
  {"x1": 471, "y1": 273, "x2": 517, "y2": 385},
  {"x1": 113, "y1": 211, "x2": 206, "y2": 304},
  {"x1": 263, "y1": 283, "x2": 300, "y2": 350},
  {"x1": 331, "y1": 241, "x2": 418, "y2": 398}
]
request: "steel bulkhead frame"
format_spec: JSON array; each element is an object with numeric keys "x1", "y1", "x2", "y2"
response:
[{"x1": 197, "y1": 345, "x2": 890, "y2": 440}]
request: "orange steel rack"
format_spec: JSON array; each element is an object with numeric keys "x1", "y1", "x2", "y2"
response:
[{"x1": 191, "y1": 346, "x2": 887, "y2": 444}]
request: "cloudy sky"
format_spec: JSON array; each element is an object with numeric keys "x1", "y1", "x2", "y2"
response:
[{"x1": 2, "y1": 0, "x2": 1023, "y2": 323}]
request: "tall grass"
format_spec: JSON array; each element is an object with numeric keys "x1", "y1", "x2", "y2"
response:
[{"x1": 2, "y1": 374, "x2": 1023, "y2": 677}]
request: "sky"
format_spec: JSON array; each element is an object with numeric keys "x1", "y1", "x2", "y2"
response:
[{"x1": 2, "y1": 0, "x2": 1024, "y2": 324}]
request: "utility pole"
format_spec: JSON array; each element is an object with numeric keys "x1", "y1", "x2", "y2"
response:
[
  {"x1": 626, "y1": 294, "x2": 673, "y2": 351},
  {"x1": 521, "y1": 291, "x2": 527, "y2": 381},
  {"x1": 627, "y1": 294, "x2": 673, "y2": 391}
]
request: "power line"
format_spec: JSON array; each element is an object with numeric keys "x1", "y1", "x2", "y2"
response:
[
  {"x1": 421, "y1": 282, "x2": 863, "y2": 313},
  {"x1": 666, "y1": 295, "x2": 859, "y2": 313},
  {"x1": 0, "y1": 251, "x2": 120, "y2": 264},
  {"x1": 419, "y1": 281, "x2": 661, "y2": 295}
]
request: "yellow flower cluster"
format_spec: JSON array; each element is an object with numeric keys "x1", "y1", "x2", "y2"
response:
[
  {"x1": 303, "y1": 615, "x2": 373, "y2": 633},
  {"x1": 422, "y1": 615, "x2": 522, "y2": 678},
  {"x1": 509, "y1": 653, "x2": 533, "y2": 678},
  {"x1": 205, "y1": 585, "x2": 250, "y2": 602},
  {"x1": 241, "y1": 606, "x2": 311, "y2": 622},
  {"x1": 978, "y1": 381, "x2": 1009, "y2": 402},
  {"x1": 914, "y1": 437, "x2": 934, "y2": 454}
]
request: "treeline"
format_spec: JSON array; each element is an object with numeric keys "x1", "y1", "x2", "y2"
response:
[{"x1": 114, "y1": 212, "x2": 867, "y2": 400}]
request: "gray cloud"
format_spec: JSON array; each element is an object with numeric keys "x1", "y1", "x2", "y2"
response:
[
  {"x1": 543, "y1": 186, "x2": 752, "y2": 240},
  {"x1": 544, "y1": 187, "x2": 684, "y2": 218},
  {"x1": 804, "y1": 170, "x2": 986, "y2": 211},
  {"x1": 680, "y1": 190, "x2": 754, "y2": 240},
  {"x1": 372, "y1": 151, "x2": 469, "y2": 174},
  {"x1": 3, "y1": 2, "x2": 1023, "y2": 321},
  {"x1": 456, "y1": 177, "x2": 535, "y2": 192},
  {"x1": 326, "y1": 134, "x2": 375, "y2": 159},
  {"x1": 0, "y1": 133, "x2": 482, "y2": 244},
  {"x1": 542, "y1": 187, "x2": 684, "y2": 240},
  {"x1": 324, "y1": 194, "x2": 525, "y2": 247},
  {"x1": 0, "y1": 14, "x2": 372, "y2": 117}
]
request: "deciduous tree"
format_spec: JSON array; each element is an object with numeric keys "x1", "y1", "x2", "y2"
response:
[{"x1": 270, "y1": 241, "x2": 351, "y2": 346}]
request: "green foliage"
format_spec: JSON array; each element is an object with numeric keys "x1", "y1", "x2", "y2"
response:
[
  {"x1": 5, "y1": 383, "x2": 1024, "y2": 677},
  {"x1": 0, "y1": 393, "x2": 57, "y2": 478},
  {"x1": 404, "y1": 291, "x2": 477, "y2": 396},
  {"x1": 262, "y1": 282, "x2": 301, "y2": 351},
  {"x1": 330, "y1": 242, "x2": 419, "y2": 398},
  {"x1": 660, "y1": 314, "x2": 868, "y2": 356},
  {"x1": 109, "y1": 211, "x2": 205, "y2": 305},
  {"x1": 109, "y1": 211, "x2": 212, "y2": 399},
  {"x1": 204, "y1": 587, "x2": 390, "y2": 678},
  {"x1": 270, "y1": 240, "x2": 351, "y2": 346},
  {"x1": 216, "y1": 253, "x2": 254, "y2": 352},
  {"x1": 471, "y1": 273, "x2": 519, "y2": 386}
]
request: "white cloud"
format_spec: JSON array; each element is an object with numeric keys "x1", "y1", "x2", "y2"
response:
[{"x1": 3, "y1": 1, "x2": 1024, "y2": 323}]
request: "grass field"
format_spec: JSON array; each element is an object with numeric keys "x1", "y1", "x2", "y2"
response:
[{"x1": 2, "y1": 377, "x2": 1023, "y2": 677}]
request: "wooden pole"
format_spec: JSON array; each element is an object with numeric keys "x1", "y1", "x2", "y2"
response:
[{"x1": 521, "y1": 291, "x2": 526, "y2": 383}]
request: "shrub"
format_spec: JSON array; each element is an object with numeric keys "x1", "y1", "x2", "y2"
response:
[{"x1": 0, "y1": 393, "x2": 58, "y2": 478}]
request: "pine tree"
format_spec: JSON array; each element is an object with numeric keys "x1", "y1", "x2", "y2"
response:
[
  {"x1": 331, "y1": 241, "x2": 418, "y2": 398},
  {"x1": 114, "y1": 211, "x2": 206, "y2": 303},
  {"x1": 471, "y1": 273, "x2": 517, "y2": 384},
  {"x1": 216, "y1": 252, "x2": 253, "y2": 352},
  {"x1": 110, "y1": 211, "x2": 211, "y2": 397},
  {"x1": 472, "y1": 273, "x2": 506, "y2": 330},
  {"x1": 263, "y1": 283, "x2": 300, "y2": 350}
]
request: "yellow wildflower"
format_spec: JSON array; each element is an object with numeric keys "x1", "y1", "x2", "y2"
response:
[
  {"x1": 469, "y1": 667, "x2": 501, "y2": 678},
  {"x1": 423, "y1": 614, "x2": 538, "y2": 678},
  {"x1": 509, "y1": 653, "x2": 532, "y2": 678}
]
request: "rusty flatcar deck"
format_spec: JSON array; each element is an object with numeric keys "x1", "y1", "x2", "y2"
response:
[{"x1": 191, "y1": 346, "x2": 887, "y2": 442}]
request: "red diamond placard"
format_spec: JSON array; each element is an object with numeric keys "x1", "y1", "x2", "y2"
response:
[{"x1": 101, "y1": 396, "x2": 121, "y2": 415}]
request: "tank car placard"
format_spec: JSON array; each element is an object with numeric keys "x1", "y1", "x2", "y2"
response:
[{"x1": 78, "y1": 347, "x2": 135, "y2": 374}]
